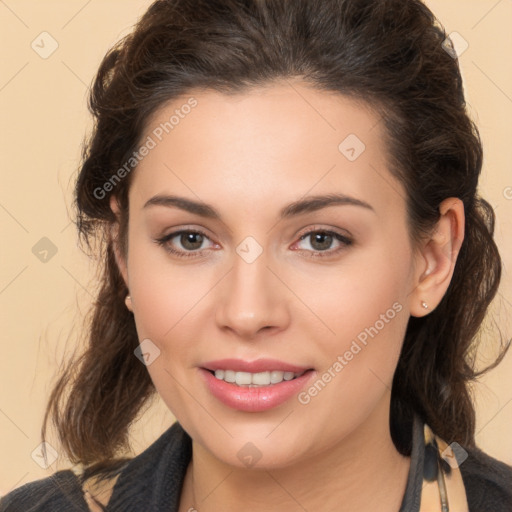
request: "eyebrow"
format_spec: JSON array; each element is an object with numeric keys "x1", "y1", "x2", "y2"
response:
[{"x1": 143, "y1": 193, "x2": 375, "y2": 219}]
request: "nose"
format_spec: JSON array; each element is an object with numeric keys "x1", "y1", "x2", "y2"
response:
[{"x1": 215, "y1": 249, "x2": 291, "y2": 340}]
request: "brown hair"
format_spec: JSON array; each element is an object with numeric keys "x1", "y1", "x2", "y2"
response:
[{"x1": 43, "y1": 0, "x2": 510, "y2": 486}]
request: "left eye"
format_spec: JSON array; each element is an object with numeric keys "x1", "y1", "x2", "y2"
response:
[{"x1": 294, "y1": 230, "x2": 352, "y2": 255}]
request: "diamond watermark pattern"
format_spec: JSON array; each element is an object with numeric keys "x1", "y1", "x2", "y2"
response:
[
  {"x1": 237, "y1": 442, "x2": 262, "y2": 468},
  {"x1": 31, "y1": 237, "x2": 58, "y2": 263},
  {"x1": 134, "y1": 338, "x2": 161, "y2": 366},
  {"x1": 442, "y1": 32, "x2": 469, "y2": 59},
  {"x1": 236, "y1": 236, "x2": 263, "y2": 264},
  {"x1": 338, "y1": 134, "x2": 366, "y2": 162},
  {"x1": 31, "y1": 441, "x2": 59, "y2": 469},
  {"x1": 31, "y1": 32, "x2": 59, "y2": 59},
  {"x1": 441, "y1": 442, "x2": 468, "y2": 469}
]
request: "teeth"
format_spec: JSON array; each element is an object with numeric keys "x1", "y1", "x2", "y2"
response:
[
  {"x1": 270, "y1": 371, "x2": 284, "y2": 384},
  {"x1": 212, "y1": 369, "x2": 304, "y2": 386},
  {"x1": 251, "y1": 371, "x2": 271, "y2": 385},
  {"x1": 235, "y1": 371, "x2": 252, "y2": 385},
  {"x1": 224, "y1": 370, "x2": 236, "y2": 383}
]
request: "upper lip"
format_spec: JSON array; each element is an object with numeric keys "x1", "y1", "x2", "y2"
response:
[{"x1": 201, "y1": 358, "x2": 311, "y2": 373}]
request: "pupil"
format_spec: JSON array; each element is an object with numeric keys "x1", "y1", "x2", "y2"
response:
[
  {"x1": 312, "y1": 233, "x2": 332, "y2": 251},
  {"x1": 182, "y1": 233, "x2": 203, "y2": 250}
]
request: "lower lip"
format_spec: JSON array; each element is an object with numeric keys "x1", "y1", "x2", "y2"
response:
[{"x1": 200, "y1": 368, "x2": 314, "y2": 412}]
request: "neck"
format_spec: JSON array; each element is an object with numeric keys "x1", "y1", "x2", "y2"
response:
[{"x1": 179, "y1": 397, "x2": 410, "y2": 512}]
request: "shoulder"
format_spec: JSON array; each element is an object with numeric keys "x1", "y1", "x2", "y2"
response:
[
  {"x1": 0, "y1": 470, "x2": 88, "y2": 511},
  {"x1": 461, "y1": 446, "x2": 512, "y2": 512},
  {"x1": 0, "y1": 422, "x2": 190, "y2": 512},
  {"x1": 105, "y1": 421, "x2": 192, "y2": 509}
]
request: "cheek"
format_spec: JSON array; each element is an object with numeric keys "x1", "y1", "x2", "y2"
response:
[
  {"x1": 300, "y1": 240, "x2": 411, "y2": 402},
  {"x1": 127, "y1": 237, "x2": 217, "y2": 342},
  {"x1": 126, "y1": 249, "x2": 210, "y2": 418},
  {"x1": 311, "y1": 240, "x2": 411, "y2": 346}
]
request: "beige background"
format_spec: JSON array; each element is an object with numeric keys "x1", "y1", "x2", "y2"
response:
[{"x1": 1, "y1": 0, "x2": 511, "y2": 495}]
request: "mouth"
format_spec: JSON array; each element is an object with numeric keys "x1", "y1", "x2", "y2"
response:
[
  {"x1": 199, "y1": 359, "x2": 315, "y2": 412},
  {"x1": 205, "y1": 368, "x2": 308, "y2": 387}
]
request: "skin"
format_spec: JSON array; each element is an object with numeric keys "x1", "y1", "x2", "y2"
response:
[{"x1": 110, "y1": 80, "x2": 464, "y2": 512}]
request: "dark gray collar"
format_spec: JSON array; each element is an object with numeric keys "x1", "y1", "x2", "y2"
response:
[{"x1": 398, "y1": 413, "x2": 424, "y2": 512}]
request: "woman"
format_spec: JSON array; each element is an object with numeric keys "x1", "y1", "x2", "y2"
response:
[{"x1": 2, "y1": 0, "x2": 511, "y2": 510}]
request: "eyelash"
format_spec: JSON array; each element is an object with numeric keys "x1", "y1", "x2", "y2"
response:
[
  {"x1": 296, "y1": 228, "x2": 353, "y2": 258},
  {"x1": 154, "y1": 227, "x2": 353, "y2": 260}
]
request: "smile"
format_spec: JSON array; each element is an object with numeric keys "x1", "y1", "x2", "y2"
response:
[
  {"x1": 212, "y1": 369, "x2": 306, "y2": 386},
  {"x1": 199, "y1": 360, "x2": 315, "y2": 412}
]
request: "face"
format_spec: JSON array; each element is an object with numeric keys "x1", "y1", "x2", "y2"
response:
[{"x1": 113, "y1": 81, "x2": 421, "y2": 469}]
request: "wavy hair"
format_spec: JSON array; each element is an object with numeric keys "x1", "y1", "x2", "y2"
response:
[{"x1": 42, "y1": 0, "x2": 509, "y2": 488}]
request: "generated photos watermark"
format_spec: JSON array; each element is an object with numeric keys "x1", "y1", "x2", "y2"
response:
[{"x1": 298, "y1": 301, "x2": 403, "y2": 405}]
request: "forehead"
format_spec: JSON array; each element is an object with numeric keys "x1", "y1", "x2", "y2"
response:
[
  {"x1": 128, "y1": 82, "x2": 402, "y2": 217},
  {"x1": 143, "y1": 82, "x2": 383, "y2": 158}
]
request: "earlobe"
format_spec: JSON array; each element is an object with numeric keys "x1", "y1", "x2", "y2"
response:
[
  {"x1": 109, "y1": 195, "x2": 129, "y2": 288},
  {"x1": 409, "y1": 197, "x2": 465, "y2": 317}
]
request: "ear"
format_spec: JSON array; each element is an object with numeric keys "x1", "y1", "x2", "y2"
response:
[
  {"x1": 109, "y1": 195, "x2": 129, "y2": 288},
  {"x1": 409, "y1": 197, "x2": 465, "y2": 317}
]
